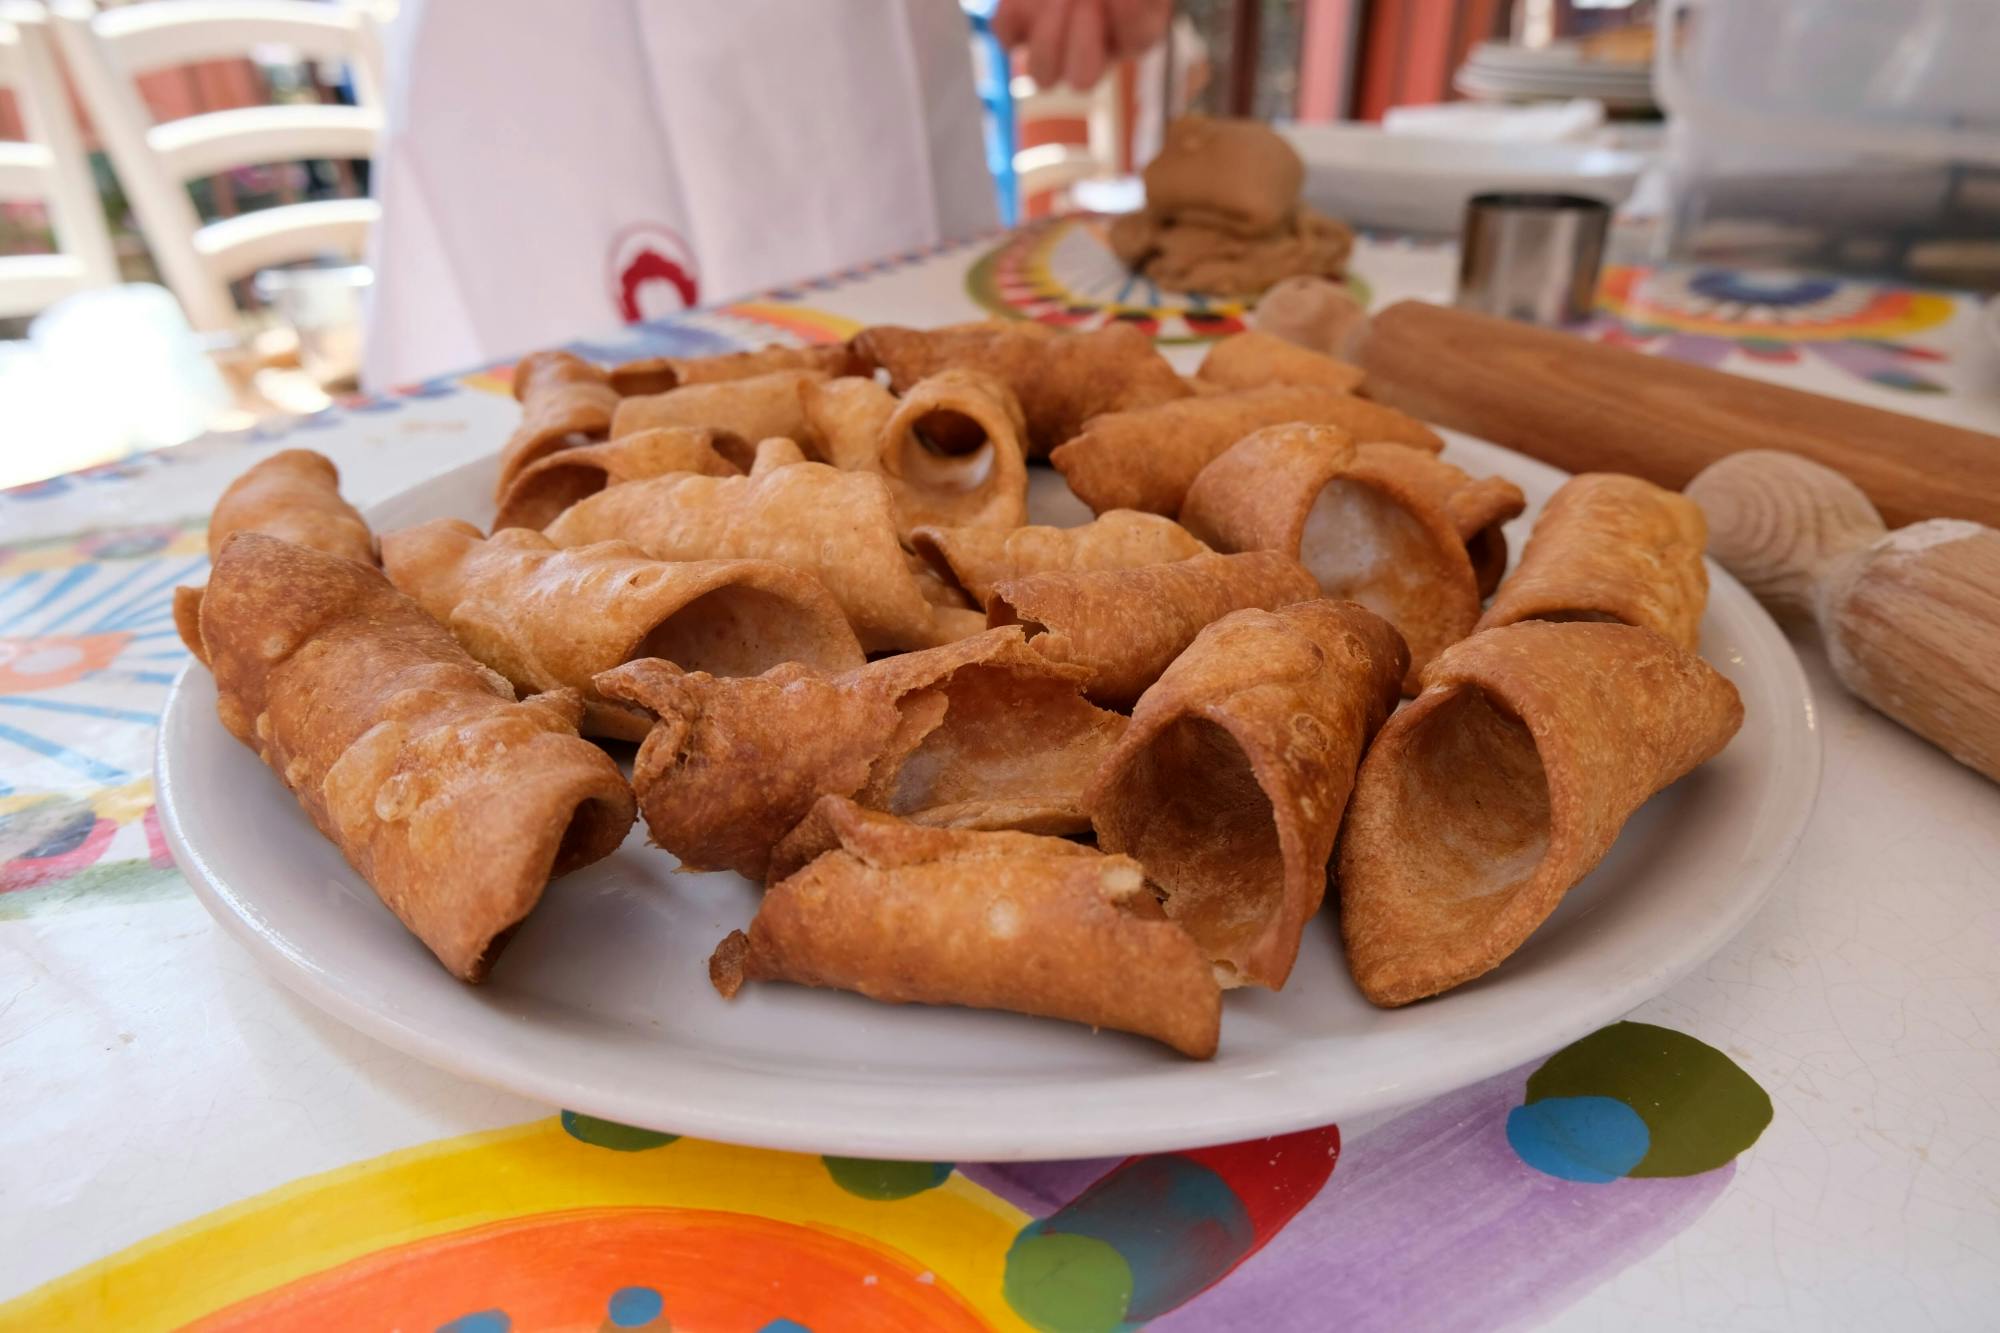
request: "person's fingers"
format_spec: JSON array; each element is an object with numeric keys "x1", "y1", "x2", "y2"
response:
[
  {"x1": 1105, "y1": 0, "x2": 1171, "y2": 58},
  {"x1": 1026, "y1": 0, "x2": 1072, "y2": 87},
  {"x1": 1063, "y1": 0, "x2": 1108, "y2": 90},
  {"x1": 992, "y1": 0, "x2": 1034, "y2": 49}
]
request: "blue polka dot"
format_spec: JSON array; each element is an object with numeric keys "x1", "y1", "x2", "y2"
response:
[
  {"x1": 1507, "y1": 1095, "x2": 1652, "y2": 1182},
  {"x1": 607, "y1": 1285, "x2": 665, "y2": 1326},
  {"x1": 436, "y1": 1313, "x2": 509, "y2": 1333},
  {"x1": 758, "y1": 1322, "x2": 814, "y2": 1333}
]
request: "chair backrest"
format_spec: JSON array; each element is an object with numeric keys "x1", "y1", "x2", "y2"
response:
[
  {"x1": 50, "y1": 0, "x2": 383, "y2": 332},
  {"x1": 0, "y1": 2, "x2": 118, "y2": 320},
  {"x1": 1011, "y1": 73, "x2": 1127, "y2": 209}
]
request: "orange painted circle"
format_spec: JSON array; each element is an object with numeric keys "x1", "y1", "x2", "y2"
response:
[
  {"x1": 189, "y1": 1206, "x2": 991, "y2": 1333},
  {"x1": 0, "y1": 633, "x2": 131, "y2": 693}
]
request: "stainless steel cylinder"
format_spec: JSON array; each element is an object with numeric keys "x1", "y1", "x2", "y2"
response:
[{"x1": 1456, "y1": 192, "x2": 1612, "y2": 326}]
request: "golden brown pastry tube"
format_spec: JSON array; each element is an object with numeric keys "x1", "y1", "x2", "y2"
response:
[
  {"x1": 1197, "y1": 330, "x2": 1366, "y2": 394},
  {"x1": 609, "y1": 369, "x2": 830, "y2": 469},
  {"x1": 496, "y1": 350, "x2": 618, "y2": 500},
  {"x1": 192, "y1": 533, "x2": 635, "y2": 981},
  {"x1": 851, "y1": 323, "x2": 1187, "y2": 456},
  {"x1": 798, "y1": 375, "x2": 897, "y2": 472},
  {"x1": 543, "y1": 440, "x2": 981, "y2": 653},
  {"x1": 911, "y1": 510, "x2": 1210, "y2": 610},
  {"x1": 712, "y1": 797, "x2": 1221, "y2": 1059},
  {"x1": 1251, "y1": 275, "x2": 1368, "y2": 359},
  {"x1": 175, "y1": 448, "x2": 374, "y2": 664},
  {"x1": 1180, "y1": 425, "x2": 1476, "y2": 691},
  {"x1": 1337, "y1": 621, "x2": 1743, "y2": 1006},
  {"x1": 1088, "y1": 600, "x2": 1406, "y2": 989},
  {"x1": 608, "y1": 342, "x2": 859, "y2": 397},
  {"x1": 380, "y1": 520, "x2": 864, "y2": 740},
  {"x1": 491, "y1": 428, "x2": 740, "y2": 532},
  {"x1": 987, "y1": 550, "x2": 1320, "y2": 706},
  {"x1": 206, "y1": 448, "x2": 374, "y2": 565},
  {"x1": 1050, "y1": 384, "x2": 1443, "y2": 516},
  {"x1": 595, "y1": 626, "x2": 1125, "y2": 880},
  {"x1": 1476, "y1": 473, "x2": 1709, "y2": 650},
  {"x1": 1350, "y1": 443, "x2": 1526, "y2": 598},
  {"x1": 876, "y1": 369, "x2": 1030, "y2": 534},
  {"x1": 795, "y1": 371, "x2": 1030, "y2": 535}
]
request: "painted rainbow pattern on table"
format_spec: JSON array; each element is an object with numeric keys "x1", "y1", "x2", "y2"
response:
[
  {"x1": 0, "y1": 1023, "x2": 1771, "y2": 1331},
  {"x1": 0, "y1": 538, "x2": 202, "y2": 912},
  {"x1": 1588, "y1": 266, "x2": 1956, "y2": 392}
]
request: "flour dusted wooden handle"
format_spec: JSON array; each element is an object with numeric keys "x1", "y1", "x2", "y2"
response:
[
  {"x1": 1356, "y1": 301, "x2": 2000, "y2": 530},
  {"x1": 1687, "y1": 451, "x2": 2000, "y2": 784}
]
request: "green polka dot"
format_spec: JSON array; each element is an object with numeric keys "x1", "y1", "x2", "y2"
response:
[
  {"x1": 1003, "y1": 1229, "x2": 1133, "y2": 1333},
  {"x1": 820, "y1": 1156, "x2": 952, "y2": 1200},
  {"x1": 560, "y1": 1110, "x2": 679, "y2": 1152},
  {"x1": 1525, "y1": 1021, "x2": 1772, "y2": 1177}
]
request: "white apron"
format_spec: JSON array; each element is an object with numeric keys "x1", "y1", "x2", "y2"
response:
[{"x1": 362, "y1": 0, "x2": 997, "y2": 387}]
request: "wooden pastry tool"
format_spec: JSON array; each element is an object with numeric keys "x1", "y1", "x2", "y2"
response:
[
  {"x1": 1686, "y1": 450, "x2": 2000, "y2": 784},
  {"x1": 1355, "y1": 300, "x2": 2000, "y2": 530}
]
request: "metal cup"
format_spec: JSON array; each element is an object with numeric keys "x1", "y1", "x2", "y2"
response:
[{"x1": 1456, "y1": 192, "x2": 1612, "y2": 326}]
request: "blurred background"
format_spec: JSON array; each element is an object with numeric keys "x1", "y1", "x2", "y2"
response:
[{"x1": 2, "y1": 0, "x2": 1996, "y2": 490}]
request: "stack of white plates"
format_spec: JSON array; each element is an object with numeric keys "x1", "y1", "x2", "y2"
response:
[{"x1": 1455, "y1": 40, "x2": 1655, "y2": 112}]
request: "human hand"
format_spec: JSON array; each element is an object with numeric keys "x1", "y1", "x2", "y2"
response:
[{"x1": 992, "y1": 0, "x2": 1172, "y2": 91}]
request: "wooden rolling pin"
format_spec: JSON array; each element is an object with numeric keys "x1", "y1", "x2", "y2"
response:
[
  {"x1": 1686, "y1": 450, "x2": 2000, "y2": 783},
  {"x1": 1355, "y1": 300, "x2": 2000, "y2": 530}
]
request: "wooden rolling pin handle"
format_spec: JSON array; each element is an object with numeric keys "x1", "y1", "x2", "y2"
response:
[
  {"x1": 1688, "y1": 451, "x2": 2000, "y2": 785},
  {"x1": 1685, "y1": 451, "x2": 1886, "y2": 620},
  {"x1": 1354, "y1": 301, "x2": 2000, "y2": 531}
]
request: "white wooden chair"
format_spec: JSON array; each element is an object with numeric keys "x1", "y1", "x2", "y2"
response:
[
  {"x1": 0, "y1": 2, "x2": 118, "y2": 319},
  {"x1": 50, "y1": 0, "x2": 383, "y2": 332},
  {"x1": 1010, "y1": 73, "x2": 1126, "y2": 204}
]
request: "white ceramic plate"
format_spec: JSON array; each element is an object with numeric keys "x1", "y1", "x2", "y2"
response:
[
  {"x1": 1279, "y1": 123, "x2": 1647, "y2": 234},
  {"x1": 157, "y1": 434, "x2": 1820, "y2": 1161}
]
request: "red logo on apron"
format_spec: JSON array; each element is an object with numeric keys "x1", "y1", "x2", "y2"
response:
[{"x1": 607, "y1": 223, "x2": 700, "y2": 323}]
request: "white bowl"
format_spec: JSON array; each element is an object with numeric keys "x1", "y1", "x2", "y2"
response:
[{"x1": 1279, "y1": 122, "x2": 1648, "y2": 235}]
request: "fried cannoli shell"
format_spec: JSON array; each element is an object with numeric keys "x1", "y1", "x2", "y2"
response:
[
  {"x1": 797, "y1": 370, "x2": 1031, "y2": 535},
  {"x1": 798, "y1": 375, "x2": 898, "y2": 472},
  {"x1": 1196, "y1": 330, "x2": 1366, "y2": 394},
  {"x1": 177, "y1": 449, "x2": 375, "y2": 661},
  {"x1": 1476, "y1": 473, "x2": 1709, "y2": 650},
  {"x1": 1337, "y1": 622, "x2": 1743, "y2": 1006},
  {"x1": 596, "y1": 626, "x2": 1127, "y2": 880},
  {"x1": 492, "y1": 428, "x2": 740, "y2": 532},
  {"x1": 173, "y1": 585, "x2": 208, "y2": 664},
  {"x1": 380, "y1": 520, "x2": 864, "y2": 740},
  {"x1": 195, "y1": 533, "x2": 635, "y2": 981},
  {"x1": 1088, "y1": 600, "x2": 1406, "y2": 988},
  {"x1": 610, "y1": 369, "x2": 830, "y2": 469},
  {"x1": 987, "y1": 550, "x2": 1320, "y2": 706},
  {"x1": 1181, "y1": 425, "x2": 1475, "y2": 690},
  {"x1": 713, "y1": 797, "x2": 1220, "y2": 1059},
  {"x1": 497, "y1": 351, "x2": 618, "y2": 499},
  {"x1": 907, "y1": 550, "x2": 978, "y2": 611},
  {"x1": 1050, "y1": 384, "x2": 1441, "y2": 516},
  {"x1": 206, "y1": 448, "x2": 375, "y2": 565},
  {"x1": 876, "y1": 369, "x2": 1029, "y2": 535},
  {"x1": 1350, "y1": 443, "x2": 1526, "y2": 597},
  {"x1": 543, "y1": 442, "x2": 978, "y2": 652},
  {"x1": 1250, "y1": 275, "x2": 1368, "y2": 359},
  {"x1": 911, "y1": 511, "x2": 1210, "y2": 610},
  {"x1": 607, "y1": 342, "x2": 859, "y2": 397},
  {"x1": 850, "y1": 323, "x2": 1187, "y2": 456}
]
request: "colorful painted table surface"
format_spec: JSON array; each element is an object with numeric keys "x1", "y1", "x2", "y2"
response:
[{"x1": 5, "y1": 223, "x2": 2000, "y2": 1332}]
